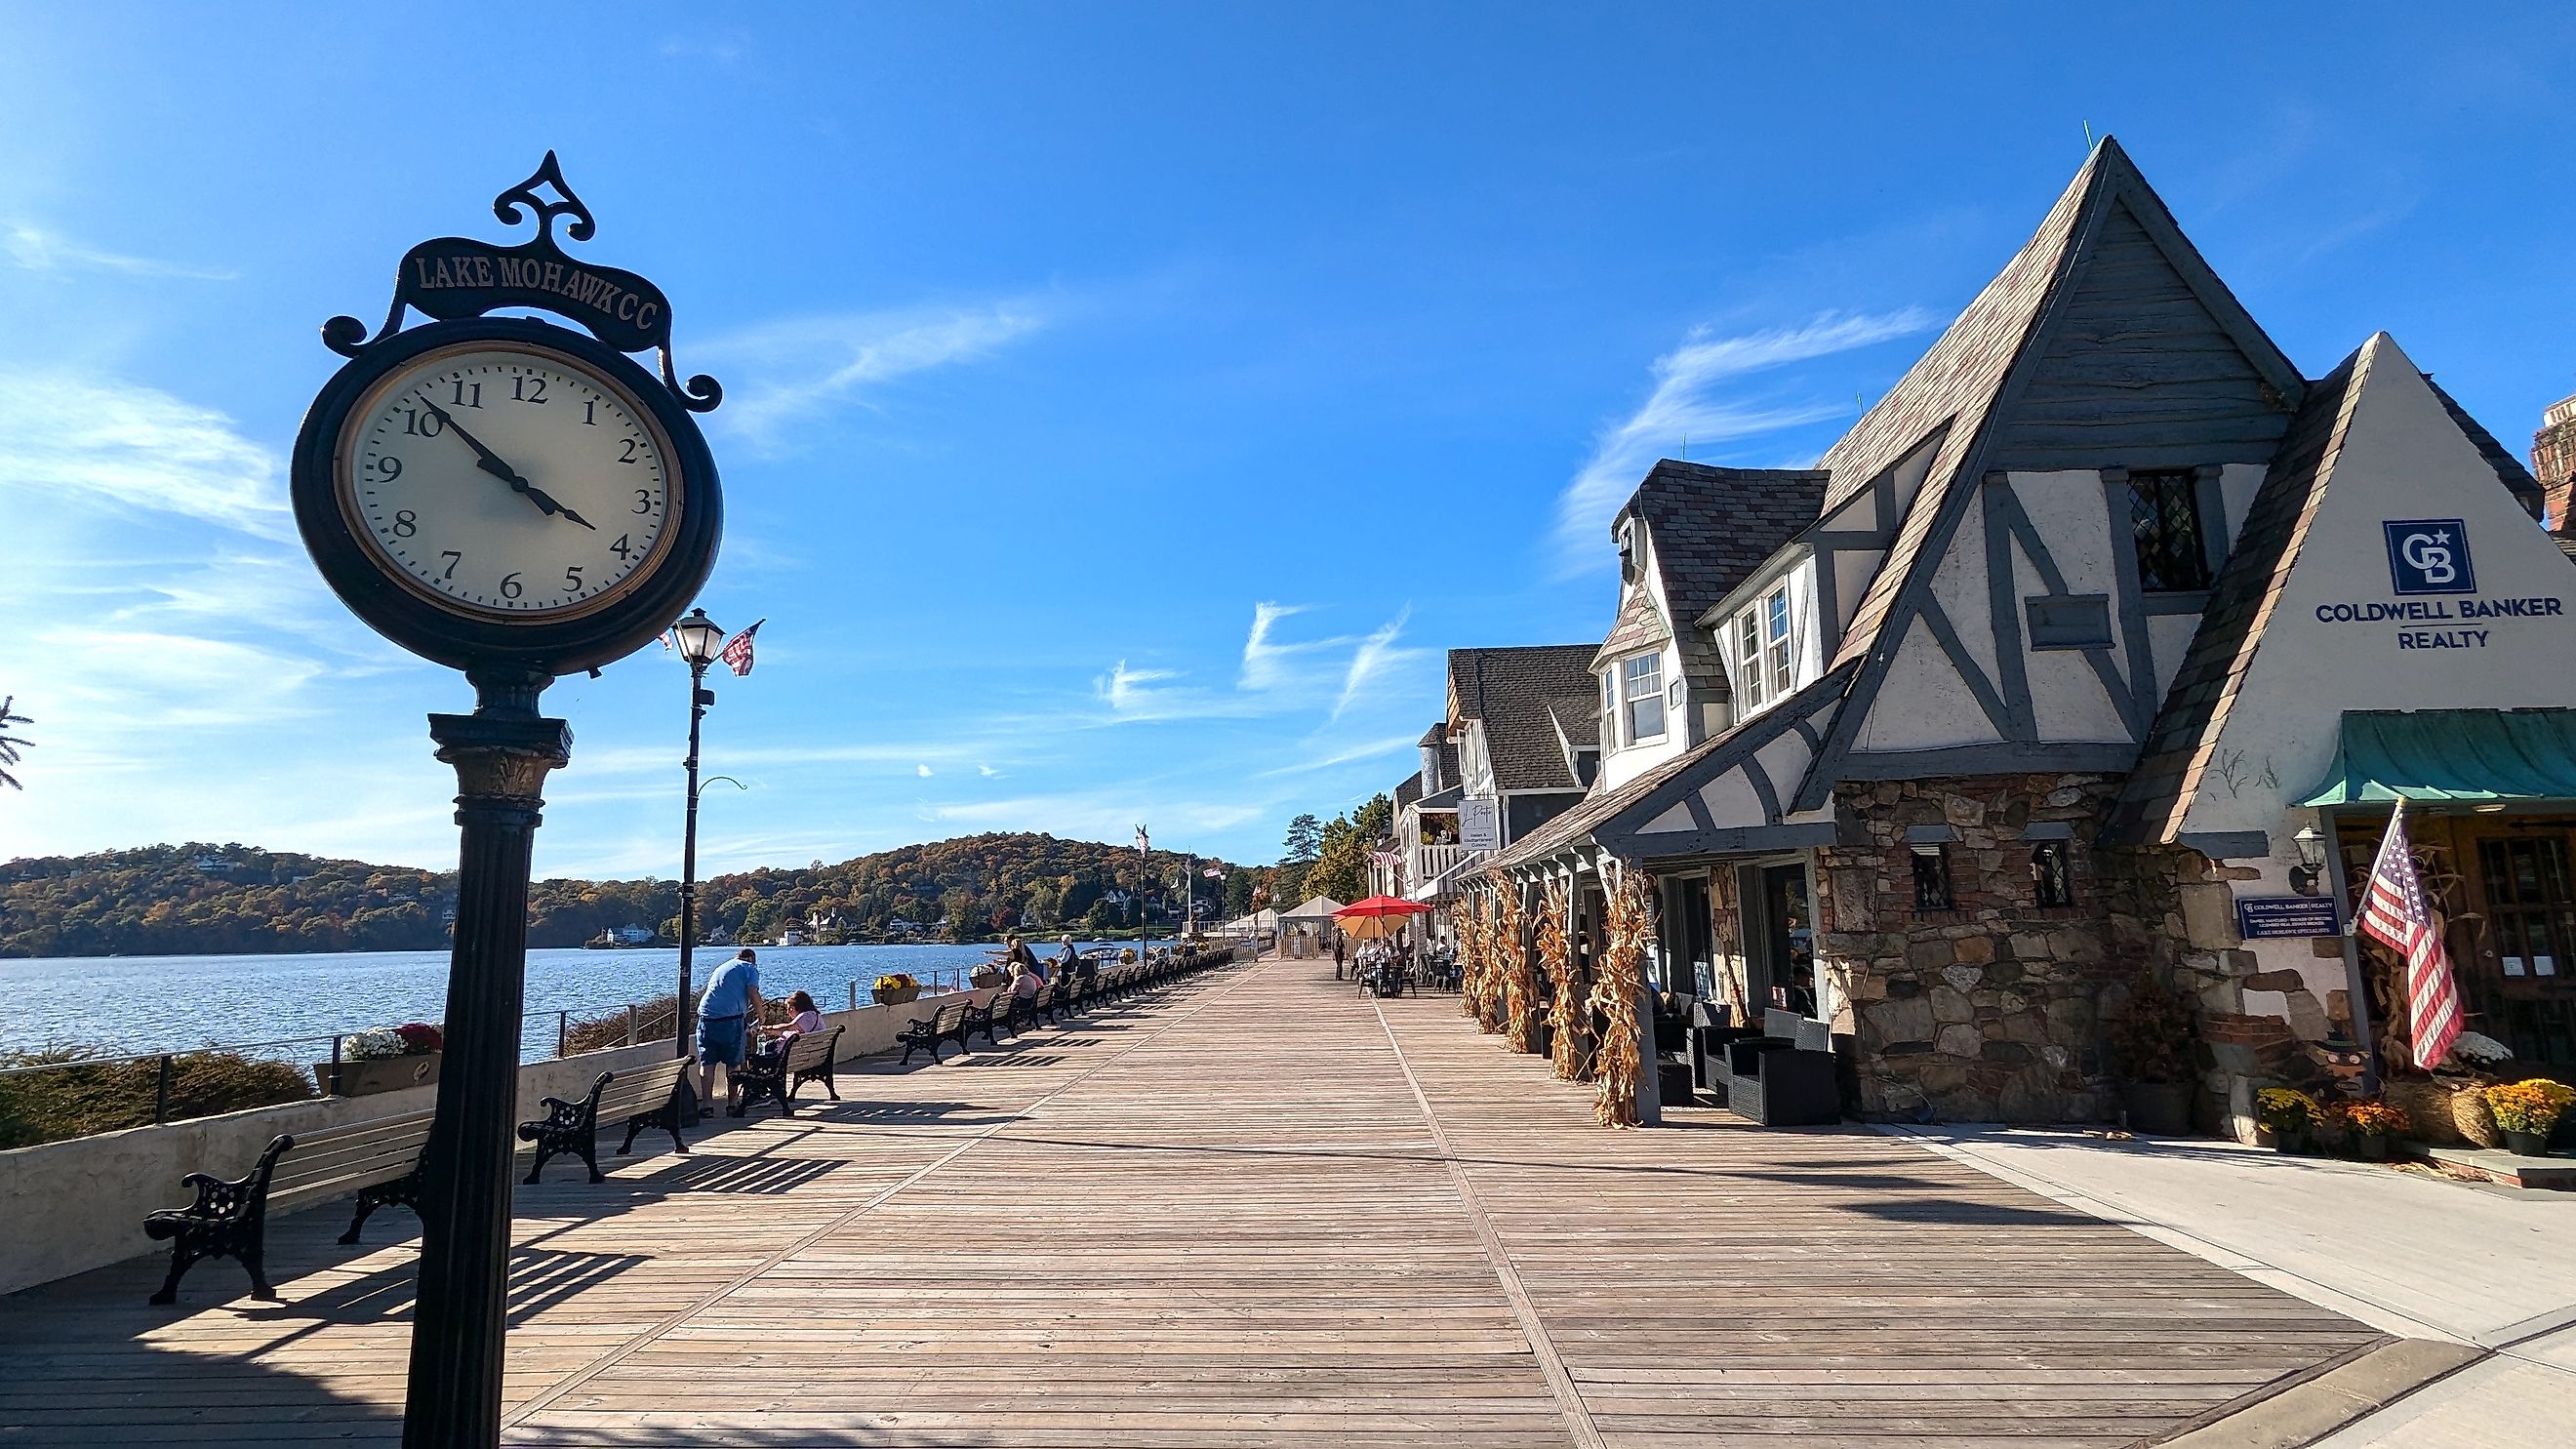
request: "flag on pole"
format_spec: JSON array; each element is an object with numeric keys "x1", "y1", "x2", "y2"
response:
[
  {"x1": 1135, "y1": 825, "x2": 1148, "y2": 858},
  {"x1": 1204, "y1": 865, "x2": 1225, "y2": 879},
  {"x1": 2356, "y1": 800, "x2": 2466, "y2": 1069},
  {"x1": 719, "y1": 619, "x2": 764, "y2": 677}
]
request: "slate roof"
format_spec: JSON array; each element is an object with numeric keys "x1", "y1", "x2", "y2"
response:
[
  {"x1": 1589, "y1": 587, "x2": 1667, "y2": 670},
  {"x1": 1392, "y1": 770, "x2": 1425, "y2": 813},
  {"x1": 1599, "y1": 463, "x2": 1831, "y2": 730},
  {"x1": 2105, "y1": 343, "x2": 2371, "y2": 844},
  {"x1": 1446, "y1": 645, "x2": 1600, "y2": 794},
  {"x1": 1546, "y1": 696, "x2": 1598, "y2": 750},
  {"x1": 2427, "y1": 377, "x2": 2546, "y2": 518}
]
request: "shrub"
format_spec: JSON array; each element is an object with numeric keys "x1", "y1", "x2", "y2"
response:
[
  {"x1": 562, "y1": 994, "x2": 680, "y2": 1056},
  {"x1": 0, "y1": 1047, "x2": 315, "y2": 1149}
]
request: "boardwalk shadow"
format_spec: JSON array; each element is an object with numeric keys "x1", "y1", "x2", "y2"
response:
[{"x1": 1837, "y1": 1198, "x2": 2101, "y2": 1227}]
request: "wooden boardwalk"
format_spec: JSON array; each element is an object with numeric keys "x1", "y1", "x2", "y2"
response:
[{"x1": 0, "y1": 957, "x2": 2380, "y2": 1446}]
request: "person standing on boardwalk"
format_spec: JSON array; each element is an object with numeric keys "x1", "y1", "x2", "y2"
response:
[
  {"x1": 1333, "y1": 932, "x2": 1347, "y2": 980},
  {"x1": 697, "y1": 948, "x2": 763, "y2": 1116}
]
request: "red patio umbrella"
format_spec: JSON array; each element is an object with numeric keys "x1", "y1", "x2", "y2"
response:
[{"x1": 1334, "y1": 895, "x2": 1433, "y2": 940}]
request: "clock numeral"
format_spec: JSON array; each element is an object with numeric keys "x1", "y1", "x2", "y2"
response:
[
  {"x1": 513, "y1": 375, "x2": 547, "y2": 404},
  {"x1": 632, "y1": 489, "x2": 654, "y2": 514},
  {"x1": 399, "y1": 408, "x2": 444, "y2": 437},
  {"x1": 618, "y1": 438, "x2": 642, "y2": 464},
  {"x1": 391, "y1": 509, "x2": 418, "y2": 539},
  {"x1": 450, "y1": 380, "x2": 483, "y2": 409},
  {"x1": 610, "y1": 534, "x2": 633, "y2": 560},
  {"x1": 372, "y1": 455, "x2": 403, "y2": 481},
  {"x1": 438, "y1": 550, "x2": 462, "y2": 581},
  {"x1": 581, "y1": 399, "x2": 597, "y2": 426},
  {"x1": 500, "y1": 572, "x2": 523, "y2": 600},
  {"x1": 562, "y1": 565, "x2": 584, "y2": 593}
]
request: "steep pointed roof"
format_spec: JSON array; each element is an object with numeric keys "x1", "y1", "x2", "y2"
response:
[
  {"x1": 2105, "y1": 342, "x2": 2371, "y2": 844},
  {"x1": 1822, "y1": 137, "x2": 2304, "y2": 674},
  {"x1": 1446, "y1": 645, "x2": 1599, "y2": 793}
]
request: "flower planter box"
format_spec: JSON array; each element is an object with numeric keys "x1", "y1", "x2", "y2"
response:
[
  {"x1": 315, "y1": 1052, "x2": 441, "y2": 1097},
  {"x1": 2504, "y1": 1129, "x2": 2555, "y2": 1158},
  {"x1": 872, "y1": 986, "x2": 922, "y2": 1006}
]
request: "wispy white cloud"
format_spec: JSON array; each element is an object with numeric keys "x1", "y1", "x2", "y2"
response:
[
  {"x1": 701, "y1": 303, "x2": 1045, "y2": 447},
  {"x1": 915, "y1": 763, "x2": 934, "y2": 778},
  {"x1": 1332, "y1": 608, "x2": 1423, "y2": 721},
  {"x1": 1552, "y1": 308, "x2": 1936, "y2": 568},
  {"x1": 1239, "y1": 601, "x2": 1333, "y2": 691},
  {"x1": 1252, "y1": 733, "x2": 1419, "y2": 779},
  {"x1": 4, "y1": 223, "x2": 235, "y2": 281},
  {"x1": 978, "y1": 764, "x2": 1001, "y2": 778},
  {"x1": 0, "y1": 370, "x2": 291, "y2": 539}
]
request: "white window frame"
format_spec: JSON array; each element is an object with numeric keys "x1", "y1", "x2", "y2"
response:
[
  {"x1": 1620, "y1": 652, "x2": 1665, "y2": 744},
  {"x1": 1729, "y1": 584, "x2": 1795, "y2": 712}
]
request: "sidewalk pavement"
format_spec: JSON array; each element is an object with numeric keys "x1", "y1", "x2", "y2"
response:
[{"x1": 1885, "y1": 1125, "x2": 2576, "y2": 1448}]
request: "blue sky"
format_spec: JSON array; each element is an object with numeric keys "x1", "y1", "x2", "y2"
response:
[{"x1": 5, "y1": 4, "x2": 2575, "y2": 878}]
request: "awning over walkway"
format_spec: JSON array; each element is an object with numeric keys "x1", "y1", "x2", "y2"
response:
[
  {"x1": 1277, "y1": 896, "x2": 1347, "y2": 921},
  {"x1": 2296, "y1": 708, "x2": 2576, "y2": 806}
]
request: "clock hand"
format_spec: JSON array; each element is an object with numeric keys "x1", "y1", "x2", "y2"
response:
[{"x1": 419, "y1": 396, "x2": 593, "y2": 528}]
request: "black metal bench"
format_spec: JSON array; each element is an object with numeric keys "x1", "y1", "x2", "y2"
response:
[
  {"x1": 143, "y1": 1106, "x2": 434, "y2": 1305},
  {"x1": 730, "y1": 1026, "x2": 844, "y2": 1117},
  {"x1": 518, "y1": 1056, "x2": 696, "y2": 1184},
  {"x1": 964, "y1": 991, "x2": 1011, "y2": 1047},
  {"x1": 897, "y1": 999, "x2": 972, "y2": 1065}
]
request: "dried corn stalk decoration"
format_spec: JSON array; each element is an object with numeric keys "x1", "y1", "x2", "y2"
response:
[
  {"x1": 1590, "y1": 867, "x2": 1655, "y2": 1128},
  {"x1": 1455, "y1": 889, "x2": 1486, "y2": 1022},
  {"x1": 1475, "y1": 890, "x2": 1509, "y2": 1034},
  {"x1": 1538, "y1": 878, "x2": 1581, "y2": 1080},
  {"x1": 1498, "y1": 883, "x2": 1533, "y2": 1051}
]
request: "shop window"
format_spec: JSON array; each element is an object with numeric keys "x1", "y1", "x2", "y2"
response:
[
  {"x1": 2032, "y1": 840, "x2": 2074, "y2": 907},
  {"x1": 1911, "y1": 843, "x2": 1954, "y2": 911},
  {"x1": 2128, "y1": 470, "x2": 2212, "y2": 591}
]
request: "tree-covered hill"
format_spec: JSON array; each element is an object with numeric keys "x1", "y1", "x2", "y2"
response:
[{"x1": 0, "y1": 834, "x2": 1253, "y2": 958}]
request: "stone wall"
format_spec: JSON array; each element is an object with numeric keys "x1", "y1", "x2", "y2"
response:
[{"x1": 1819, "y1": 774, "x2": 2187, "y2": 1123}]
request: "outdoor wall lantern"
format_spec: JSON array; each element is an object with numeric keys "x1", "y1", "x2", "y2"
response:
[
  {"x1": 2288, "y1": 822, "x2": 2328, "y2": 896},
  {"x1": 672, "y1": 608, "x2": 727, "y2": 667}
]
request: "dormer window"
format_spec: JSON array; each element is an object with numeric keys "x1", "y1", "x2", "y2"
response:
[
  {"x1": 1620, "y1": 653, "x2": 1665, "y2": 743},
  {"x1": 1729, "y1": 584, "x2": 1794, "y2": 710}
]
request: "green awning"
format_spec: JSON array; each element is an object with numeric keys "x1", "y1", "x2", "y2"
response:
[{"x1": 2296, "y1": 708, "x2": 2576, "y2": 807}]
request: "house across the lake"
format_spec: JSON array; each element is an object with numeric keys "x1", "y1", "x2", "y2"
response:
[{"x1": 1449, "y1": 138, "x2": 2576, "y2": 1138}]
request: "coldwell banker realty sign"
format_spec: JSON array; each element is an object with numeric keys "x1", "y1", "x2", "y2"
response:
[{"x1": 2313, "y1": 518, "x2": 2566, "y2": 651}]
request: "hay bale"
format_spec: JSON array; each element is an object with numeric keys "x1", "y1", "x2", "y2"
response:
[
  {"x1": 2452, "y1": 1086, "x2": 2502, "y2": 1148},
  {"x1": 2383, "y1": 1077, "x2": 2463, "y2": 1146}
]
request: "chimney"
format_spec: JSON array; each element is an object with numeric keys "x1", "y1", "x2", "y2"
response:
[{"x1": 2534, "y1": 393, "x2": 2576, "y2": 537}]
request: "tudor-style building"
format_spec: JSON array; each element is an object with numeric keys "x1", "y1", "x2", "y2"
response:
[
  {"x1": 1477, "y1": 138, "x2": 2576, "y2": 1136},
  {"x1": 1374, "y1": 646, "x2": 1597, "y2": 906}
]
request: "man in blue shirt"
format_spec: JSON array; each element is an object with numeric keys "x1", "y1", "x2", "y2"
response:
[{"x1": 697, "y1": 949, "x2": 763, "y2": 1116}]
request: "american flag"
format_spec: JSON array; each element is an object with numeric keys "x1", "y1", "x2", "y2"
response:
[
  {"x1": 1203, "y1": 866, "x2": 1225, "y2": 879},
  {"x1": 1371, "y1": 850, "x2": 1404, "y2": 869},
  {"x1": 719, "y1": 620, "x2": 764, "y2": 677},
  {"x1": 2356, "y1": 800, "x2": 2465, "y2": 1069}
]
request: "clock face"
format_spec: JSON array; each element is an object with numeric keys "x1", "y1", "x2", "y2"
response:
[{"x1": 334, "y1": 342, "x2": 679, "y2": 620}]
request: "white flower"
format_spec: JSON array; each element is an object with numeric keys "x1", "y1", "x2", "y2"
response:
[
  {"x1": 340, "y1": 1027, "x2": 409, "y2": 1062},
  {"x1": 2445, "y1": 1031, "x2": 2515, "y2": 1066}
]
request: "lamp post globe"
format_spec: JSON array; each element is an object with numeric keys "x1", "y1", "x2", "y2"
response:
[{"x1": 673, "y1": 608, "x2": 726, "y2": 666}]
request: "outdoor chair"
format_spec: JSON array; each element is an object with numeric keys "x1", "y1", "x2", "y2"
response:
[{"x1": 1720, "y1": 1009, "x2": 1839, "y2": 1127}]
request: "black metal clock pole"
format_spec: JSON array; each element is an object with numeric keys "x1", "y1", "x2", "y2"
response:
[{"x1": 405, "y1": 667, "x2": 571, "y2": 1449}]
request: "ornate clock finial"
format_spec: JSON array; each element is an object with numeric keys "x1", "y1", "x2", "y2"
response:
[{"x1": 493, "y1": 151, "x2": 597, "y2": 247}]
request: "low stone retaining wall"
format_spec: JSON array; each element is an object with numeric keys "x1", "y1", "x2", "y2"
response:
[{"x1": 0, "y1": 986, "x2": 1002, "y2": 1298}]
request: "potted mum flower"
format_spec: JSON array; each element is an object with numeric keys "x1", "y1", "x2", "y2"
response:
[
  {"x1": 2255, "y1": 1087, "x2": 2322, "y2": 1153},
  {"x1": 2329, "y1": 1098, "x2": 2410, "y2": 1161},
  {"x1": 2482, "y1": 1078, "x2": 2575, "y2": 1157},
  {"x1": 317, "y1": 1022, "x2": 443, "y2": 1096},
  {"x1": 872, "y1": 973, "x2": 922, "y2": 1006}
]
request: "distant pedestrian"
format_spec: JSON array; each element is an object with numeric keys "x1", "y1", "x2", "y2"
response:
[
  {"x1": 697, "y1": 948, "x2": 763, "y2": 1116},
  {"x1": 1006, "y1": 936, "x2": 1046, "y2": 981},
  {"x1": 1333, "y1": 934, "x2": 1347, "y2": 980}
]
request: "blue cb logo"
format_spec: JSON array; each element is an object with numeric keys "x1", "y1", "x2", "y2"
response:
[{"x1": 2384, "y1": 519, "x2": 2474, "y2": 595}]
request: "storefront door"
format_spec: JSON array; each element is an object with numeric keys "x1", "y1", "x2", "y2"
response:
[
  {"x1": 2463, "y1": 829, "x2": 2576, "y2": 1066},
  {"x1": 1740, "y1": 862, "x2": 1818, "y2": 1019}
]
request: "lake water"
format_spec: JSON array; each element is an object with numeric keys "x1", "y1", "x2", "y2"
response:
[{"x1": 0, "y1": 942, "x2": 1130, "y2": 1064}]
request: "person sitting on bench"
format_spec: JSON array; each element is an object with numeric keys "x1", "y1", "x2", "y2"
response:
[{"x1": 697, "y1": 948, "x2": 763, "y2": 1117}]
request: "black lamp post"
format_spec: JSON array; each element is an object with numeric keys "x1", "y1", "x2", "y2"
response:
[{"x1": 670, "y1": 609, "x2": 726, "y2": 1075}]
